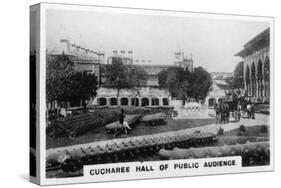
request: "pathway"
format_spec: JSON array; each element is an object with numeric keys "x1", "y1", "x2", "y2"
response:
[{"x1": 47, "y1": 112, "x2": 269, "y2": 156}]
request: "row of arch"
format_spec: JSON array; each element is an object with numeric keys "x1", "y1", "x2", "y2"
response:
[
  {"x1": 96, "y1": 97, "x2": 169, "y2": 107},
  {"x1": 244, "y1": 56, "x2": 270, "y2": 99}
]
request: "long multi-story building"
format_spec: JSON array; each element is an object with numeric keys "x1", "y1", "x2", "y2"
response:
[
  {"x1": 235, "y1": 28, "x2": 270, "y2": 103},
  {"x1": 47, "y1": 39, "x2": 104, "y2": 84},
  {"x1": 92, "y1": 52, "x2": 194, "y2": 107},
  {"x1": 48, "y1": 39, "x2": 194, "y2": 107}
]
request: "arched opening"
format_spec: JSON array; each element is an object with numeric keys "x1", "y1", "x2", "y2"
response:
[
  {"x1": 151, "y1": 98, "x2": 159, "y2": 106},
  {"x1": 98, "y1": 97, "x2": 107, "y2": 106},
  {"x1": 208, "y1": 98, "x2": 216, "y2": 107},
  {"x1": 251, "y1": 63, "x2": 256, "y2": 97},
  {"x1": 218, "y1": 98, "x2": 223, "y2": 104},
  {"x1": 141, "y1": 97, "x2": 149, "y2": 107},
  {"x1": 162, "y1": 98, "x2": 169, "y2": 106},
  {"x1": 264, "y1": 57, "x2": 270, "y2": 97},
  {"x1": 120, "y1": 97, "x2": 129, "y2": 106},
  {"x1": 257, "y1": 60, "x2": 263, "y2": 97},
  {"x1": 131, "y1": 98, "x2": 139, "y2": 106},
  {"x1": 245, "y1": 65, "x2": 250, "y2": 96},
  {"x1": 110, "y1": 98, "x2": 117, "y2": 106}
]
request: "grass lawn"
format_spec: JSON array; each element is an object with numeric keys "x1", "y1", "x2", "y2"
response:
[
  {"x1": 223, "y1": 125, "x2": 269, "y2": 137},
  {"x1": 46, "y1": 118, "x2": 216, "y2": 149}
]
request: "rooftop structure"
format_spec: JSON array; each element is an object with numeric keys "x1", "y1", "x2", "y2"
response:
[
  {"x1": 235, "y1": 28, "x2": 269, "y2": 58},
  {"x1": 47, "y1": 39, "x2": 105, "y2": 83}
]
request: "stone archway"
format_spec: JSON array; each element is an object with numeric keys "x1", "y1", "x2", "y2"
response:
[
  {"x1": 162, "y1": 98, "x2": 169, "y2": 106},
  {"x1": 245, "y1": 65, "x2": 250, "y2": 96},
  {"x1": 257, "y1": 60, "x2": 263, "y2": 97},
  {"x1": 251, "y1": 62, "x2": 256, "y2": 97},
  {"x1": 151, "y1": 98, "x2": 159, "y2": 106},
  {"x1": 97, "y1": 97, "x2": 107, "y2": 106},
  {"x1": 264, "y1": 57, "x2": 270, "y2": 97},
  {"x1": 141, "y1": 97, "x2": 149, "y2": 107},
  {"x1": 110, "y1": 97, "x2": 117, "y2": 106},
  {"x1": 208, "y1": 98, "x2": 216, "y2": 107},
  {"x1": 120, "y1": 97, "x2": 129, "y2": 106}
]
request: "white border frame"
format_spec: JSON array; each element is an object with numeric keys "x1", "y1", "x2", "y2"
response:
[{"x1": 37, "y1": 3, "x2": 274, "y2": 185}]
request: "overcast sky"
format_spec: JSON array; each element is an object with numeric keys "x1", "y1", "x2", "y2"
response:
[{"x1": 46, "y1": 9, "x2": 269, "y2": 72}]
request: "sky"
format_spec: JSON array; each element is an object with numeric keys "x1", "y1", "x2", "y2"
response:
[{"x1": 46, "y1": 9, "x2": 270, "y2": 72}]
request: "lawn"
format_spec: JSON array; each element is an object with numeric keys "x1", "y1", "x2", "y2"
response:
[{"x1": 46, "y1": 118, "x2": 216, "y2": 149}]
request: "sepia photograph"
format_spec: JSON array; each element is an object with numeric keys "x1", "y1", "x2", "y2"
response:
[{"x1": 38, "y1": 4, "x2": 273, "y2": 181}]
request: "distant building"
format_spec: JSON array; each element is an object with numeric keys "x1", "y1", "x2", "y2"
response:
[
  {"x1": 47, "y1": 39, "x2": 105, "y2": 84},
  {"x1": 235, "y1": 28, "x2": 270, "y2": 103},
  {"x1": 107, "y1": 50, "x2": 133, "y2": 65},
  {"x1": 210, "y1": 72, "x2": 233, "y2": 80},
  {"x1": 48, "y1": 40, "x2": 196, "y2": 107},
  {"x1": 205, "y1": 73, "x2": 231, "y2": 108},
  {"x1": 93, "y1": 51, "x2": 194, "y2": 107},
  {"x1": 205, "y1": 80, "x2": 227, "y2": 108},
  {"x1": 92, "y1": 87, "x2": 170, "y2": 107},
  {"x1": 134, "y1": 64, "x2": 175, "y2": 87},
  {"x1": 174, "y1": 51, "x2": 194, "y2": 72}
]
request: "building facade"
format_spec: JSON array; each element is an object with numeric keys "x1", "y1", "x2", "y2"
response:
[
  {"x1": 48, "y1": 40, "x2": 195, "y2": 107},
  {"x1": 92, "y1": 52, "x2": 194, "y2": 107},
  {"x1": 47, "y1": 39, "x2": 104, "y2": 84},
  {"x1": 92, "y1": 87, "x2": 170, "y2": 107},
  {"x1": 236, "y1": 28, "x2": 270, "y2": 103},
  {"x1": 134, "y1": 64, "x2": 175, "y2": 87},
  {"x1": 205, "y1": 79, "x2": 228, "y2": 108}
]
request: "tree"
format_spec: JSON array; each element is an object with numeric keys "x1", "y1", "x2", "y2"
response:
[
  {"x1": 187, "y1": 67, "x2": 213, "y2": 101},
  {"x1": 69, "y1": 71, "x2": 98, "y2": 110},
  {"x1": 158, "y1": 66, "x2": 212, "y2": 102},
  {"x1": 105, "y1": 57, "x2": 132, "y2": 101},
  {"x1": 226, "y1": 61, "x2": 244, "y2": 89},
  {"x1": 128, "y1": 66, "x2": 148, "y2": 105},
  {"x1": 46, "y1": 54, "x2": 75, "y2": 109},
  {"x1": 159, "y1": 67, "x2": 186, "y2": 99},
  {"x1": 46, "y1": 55, "x2": 98, "y2": 111}
]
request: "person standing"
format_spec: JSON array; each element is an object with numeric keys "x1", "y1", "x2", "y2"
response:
[
  {"x1": 119, "y1": 108, "x2": 131, "y2": 134},
  {"x1": 237, "y1": 101, "x2": 242, "y2": 122},
  {"x1": 251, "y1": 103, "x2": 255, "y2": 119},
  {"x1": 215, "y1": 102, "x2": 221, "y2": 124},
  {"x1": 246, "y1": 102, "x2": 252, "y2": 119}
]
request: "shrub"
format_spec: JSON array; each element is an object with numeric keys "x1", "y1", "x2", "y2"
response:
[
  {"x1": 48, "y1": 108, "x2": 120, "y2": 138},
  {"x1": 238, "y1": 125, "x2": 246, "y2": 136},
  {"x1": 259, "y1": 125, "x2": 269, "y2": 134}
]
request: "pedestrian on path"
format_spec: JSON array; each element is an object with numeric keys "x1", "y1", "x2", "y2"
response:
[
  {"x1": 246, "y1": 103, "x2": 252, "y2": 119},
  {"x1": 251, "y1": 103, "x2": 255, "y2": 119}
]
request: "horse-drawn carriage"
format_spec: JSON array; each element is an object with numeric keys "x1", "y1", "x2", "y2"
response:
[
  {"x1": 215, "y1": 98, "x2": 242, "y2": 123},
  {"x1": 224, "y1": 100, "x2": 240, "y2": 122}
]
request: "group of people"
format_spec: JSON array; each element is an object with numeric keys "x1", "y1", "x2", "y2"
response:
[
  {"x1": 214, "y1": 99, "x2": 255, "y2": 124},
  {"x1": 214, "y1": 101, "x2": 231, "y2": 124}
]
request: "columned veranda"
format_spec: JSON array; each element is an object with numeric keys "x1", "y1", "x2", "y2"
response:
[{"x1": 243, "y1": 54, "x2": 270, "y2": 103}]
